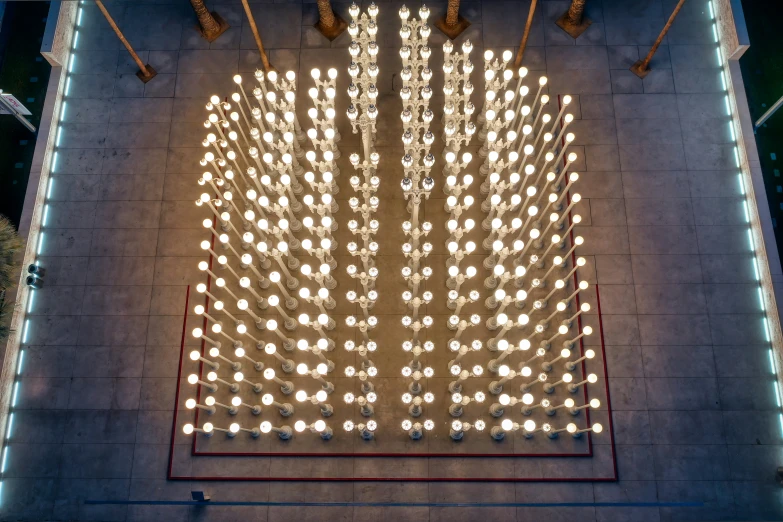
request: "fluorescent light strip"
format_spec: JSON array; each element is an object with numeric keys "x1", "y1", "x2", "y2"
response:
[
  {"x1": 0, "y1": 8, "x2": 80, "y2": 506},
  {"x1": 709, "y1": 0, "x2": 783, "y2": 435},
  {"x1": 765, "y1": 318, "x2": 772, "y2": 343},
  {"x1": 10, "y1": 384, "x2": 18, "y2": 409}
]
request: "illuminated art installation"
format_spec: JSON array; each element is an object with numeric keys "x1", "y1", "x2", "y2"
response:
[{"x1": 182, "y1": 2, "x2": 603, "y2": 444}]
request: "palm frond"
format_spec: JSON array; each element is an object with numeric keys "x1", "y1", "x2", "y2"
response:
[{"x1": 0, "y1": 215, "x2": 23, "y2": 291}]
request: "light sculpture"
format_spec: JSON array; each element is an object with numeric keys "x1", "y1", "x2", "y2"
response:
[{"x1": 179, "y1": 5, "x2": 605, "y2": 446}]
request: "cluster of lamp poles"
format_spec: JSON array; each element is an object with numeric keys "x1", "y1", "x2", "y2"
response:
[
  {"x1": 182, "y1": 1, "x2": 603, "y2": 444},
  {"x1": 182, "y1": 65, "x2": 344, "y2": 442},
  {"x1": 392, "y1": 6, "x2": 603, "y2": 442}
]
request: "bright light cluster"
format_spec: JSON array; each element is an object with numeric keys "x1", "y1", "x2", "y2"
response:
[
  {"x1": 181, "y1": 1, "x2": 604, "y2": 444},
  {"x1": 182, "y1": 67, "x2": 342, "y2": 442},
  {"x1": 452, "y1": 46, "x2": 602, "y2": 442}
]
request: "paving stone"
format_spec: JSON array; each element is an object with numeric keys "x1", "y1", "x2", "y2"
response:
[{"x1": 12, "y1": 0, "x2": 783, "y2": 518}]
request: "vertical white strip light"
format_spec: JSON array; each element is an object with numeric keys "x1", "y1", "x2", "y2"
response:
[
  {"x1": 708, "y1": 0, "x2": 783, "y2": 435},
  {"x1": 0, "y1": 1, "x2": 84, "y2": 504}
]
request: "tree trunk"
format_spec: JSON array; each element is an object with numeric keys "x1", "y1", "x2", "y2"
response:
[
  {"x1": 317, "y1": 0, "x2": 337, "y2": 29},
  {"x1": 514, "y1": 0, "x2": 538, "y2": 68},
  {"x1": 566, "y1": 0, "x2": 586, "y2": 26},
  {"x1": 240, "y1": 0, "x2": 273, "y2": 72},
  {"x1": 190, "y1": 0, "x2": 221, "y2": 37},
  {"x1": 95, "y1": 0, "x2": 151, "y2": 78},
  {"x1": 446, "y1": 0, "x2": 460, "y2": 27}
]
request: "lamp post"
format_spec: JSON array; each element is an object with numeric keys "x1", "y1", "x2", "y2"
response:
[
  {"x1": 260, "y1": 421, "x2": 294, "y2": 439},
  {"x1": 262, "y1": 394, "x2": 295, "y2": 417},
  {"x1": 449, "y1": 419, "x2": 485, "y2": 441},
  {"x1": 347, "y1": 2, "x2": 380, "y2": 159},
  {"x1": 344, "y1": 420, "x2": 377, "y2": 440},
  {"x1": 295, "y1": 419, "x2": 333, "y2": 440}
]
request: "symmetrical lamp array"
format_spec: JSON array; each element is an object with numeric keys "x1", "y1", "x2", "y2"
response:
[{"x1": 182, "y1": 2, "x2": 604, "y2": 445}]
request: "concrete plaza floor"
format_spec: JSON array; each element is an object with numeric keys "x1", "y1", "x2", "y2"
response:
[{"x1": 3, "y1": 0, "x2": 783, "y2": 520}]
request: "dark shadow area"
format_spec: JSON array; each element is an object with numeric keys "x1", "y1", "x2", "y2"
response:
[
  {"x1": 0, "y1": 1, "x2": 51, "y2": 227},
  {"x1": 740, "y1": 0, "x2": 783, "y2": 257}
]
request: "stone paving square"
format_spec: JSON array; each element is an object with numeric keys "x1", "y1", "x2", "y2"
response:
[{"x1": 3, "y1": 0, "x2": 783, "y2": 521}]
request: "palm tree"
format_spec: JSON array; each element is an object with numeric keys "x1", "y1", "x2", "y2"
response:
[
  {"x1": 0, "y1": 298, "x2": 11, "y2": 343},
  {"x1": 189, "y1": 0, "x2": 230, "y2": 43},
  {"x1": 446, "y1": 0, "x2": 460, "y2": 26},
  {"x1": 0, "y1": 214, "x2": 22, "y2": 342},
  {"x1": 314, "y1": 0, "x2": 348, "y2": 41},
  {"x1": 435, "y1": 0, "x2": 471, "y2": 39},
  {"x1": 555, "y1": 0, "x2": 592, "y2": 39},
  {"x1": 0, "y1": 215, "x2": 22, "y2": 293}
]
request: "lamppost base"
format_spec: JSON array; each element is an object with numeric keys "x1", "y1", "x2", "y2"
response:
[
  {"x1": 433, "y1": 15, "x2": 471, "y2": 40},
  {"x1": 136, "y1": 65, "x2": 158, "y2": 84},
  {"x1": 629, "y1": 59, "x2": 652, "y2": 79},
  {"x1": 198, "y1": 12, "x2": 231, "y2": 43},
  {"x1": 555, "y1": 12, "x2": 592, "y2": 39}
]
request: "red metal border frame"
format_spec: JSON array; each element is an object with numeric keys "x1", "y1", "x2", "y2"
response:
[
  {"x1": 167, "y1": 284, "x2": 616, "y2": 481},
  {"x1": 166, "y1": 93, "x2": 618, "y2": 480}
]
